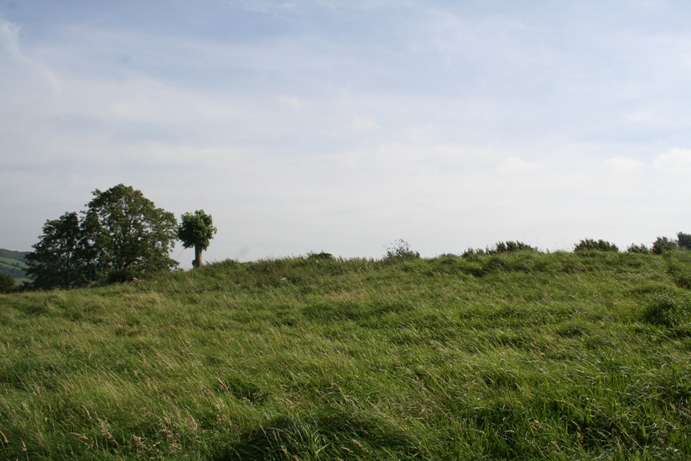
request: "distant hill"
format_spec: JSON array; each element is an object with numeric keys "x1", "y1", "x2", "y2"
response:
[{"x1": 0, "y1": 249, "x2": 31, "y2": 282}]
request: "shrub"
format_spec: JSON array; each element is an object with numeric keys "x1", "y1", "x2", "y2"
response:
[
  {"x1": 105, "y1": 270, "x2": 134, "y2": 284},
  {"x1": 489, "y1": 241, "x2": 538, "y2": 254},
  {"x1": 307, "y1": 251, "x2": 334, "y2": 260},
  {"x1": 652, "y1": 237, "x2": 678, "y2": 255},
  {"x1": 0, "y1": 273, "x2": 15, "y2": 293},
  {"x1": 462, "y1": 241, "x2": 537, "y2": 258},
  {"x1": 462, "y1": 248, "x2": 486, "y2": 259},
  {"x1": 384, "y1": 239, "x2": 420, "y2": 261},
  {"x1": 677, "y1": 232, "x2": 691, "y2": 250},
  {"x1": 627, "y1": 243, "x2": 650, "y2": 254},
  {"x1": 574, "y1": 239, "x2": 619, "y2": 253}
]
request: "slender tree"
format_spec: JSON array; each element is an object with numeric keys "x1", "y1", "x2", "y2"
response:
[{"x1": 178, "y1": 210, "x2": 217, "y2": 268}]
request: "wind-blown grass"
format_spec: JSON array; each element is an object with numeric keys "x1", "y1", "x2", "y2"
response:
[{"x1": 1, "y1": 251, "x2": 689, "y2": 460}]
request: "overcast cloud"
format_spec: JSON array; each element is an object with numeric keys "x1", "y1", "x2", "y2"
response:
[{"x1": 2, "y1": 0, "x2": 691, "y2": 263}]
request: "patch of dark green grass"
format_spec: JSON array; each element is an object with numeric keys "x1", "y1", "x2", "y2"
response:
[{"x1": 216, "y1": 410, "x2": 420, "y2": 461}]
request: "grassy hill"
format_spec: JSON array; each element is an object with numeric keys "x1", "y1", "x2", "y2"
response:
[
  {"x1": 1, "y1": 251, "x2": 690, "y2": 460},
  {"x1": 0, "y1": 248, "x2": 30, "y2": 285}
]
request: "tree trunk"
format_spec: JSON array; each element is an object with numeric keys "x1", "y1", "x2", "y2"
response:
[{"x1": 193, "y1": 245, "x2": 203, "y2": 268}]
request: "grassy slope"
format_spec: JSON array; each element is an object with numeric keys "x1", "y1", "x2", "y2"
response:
[
  {"x1": 0, "y1": 249, "x2": 28, "y2": 262},
  {"x1": 0, "y1": 249, "x2": 30, "y2": 284},
  {"x1": 0, "y1": 251, "x2": 690, "y2": 460}
]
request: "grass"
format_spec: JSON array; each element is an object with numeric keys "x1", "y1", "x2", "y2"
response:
[{"x1": 1, "y1": 251, "x2": 690, "y2": 460}]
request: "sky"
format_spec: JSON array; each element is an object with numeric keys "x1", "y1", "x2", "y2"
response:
[{"x1": 2, "y1": 0, "x2": 691, "y2": 264}]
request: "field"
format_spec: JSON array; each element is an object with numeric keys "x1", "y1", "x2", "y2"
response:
[
  {"x1": 1, "y1": 250, "x2": 690, "y2": 460},
  {"x1": 0, "y1": 252, "x2": 30, "y2": 286}
]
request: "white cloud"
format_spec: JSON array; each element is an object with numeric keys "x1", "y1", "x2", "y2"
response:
[
  {"x1": 0, "y1": 15, "x2": 22, "y2": 59},
  {"x1": 277, "y1": 94, "x2": 305, "y2": 109},
  {"x1": 228, "y1": 1, "x2": 296, "y2": 14},
  {"x1": 348, "y1": 116, "x2": 379, "y2": 133},
  {"x1": 604, "y1": 157, "x2": 644, "y2": 174},
  {"x1": 654, "y1": 147, "x2": 691, "y2": 173},
  {"x1": 496, "y1": 157, "x2": 543, "y2": 175},
  {"x1": 404, "y1": 124, "x2": 437, "y2": 143},
  {"x1": 0, "y1": 15, "x2": 63, "y2": 93}
]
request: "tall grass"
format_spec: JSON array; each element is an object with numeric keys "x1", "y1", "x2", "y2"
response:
[{"x1": 1, "y1": 251, "x2": 690, "y2": 460}]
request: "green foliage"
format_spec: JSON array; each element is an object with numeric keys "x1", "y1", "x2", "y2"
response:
[
  {"x1": 462, "y1": 241, "x2": 537, "y2": 259},
  {"x1": 84, "y1": 184, "x2": 178, "y2": 277},
  {"x1": 178, "y1": 209, "x2": 217, "y2": 252},
  {"x1": 652, "y1": 236, "x2": 678, "y2": 255},
  {"x1": 0, "y1": 272, "x2": 15, "y2": 292},
  {"x1": 25, "y1": 212, "x2": 95, "y2": 289},
  {"x1": 461, "y1": 247, "x2": 486, "y2": 258},
  {"x1": 649, "y1": 232, "x2": 691, "y2": 255},
  {"x1": 677, "y1": 231, "x2": 691, "y2": 250},
  {"x1": 178, "y1": 209, "x2": 217, "y2": 268},
  {"x1": 306, "y1": 251, "x2": 334, "y2": 260},
  {"x1": 26, "y1": 185, "x2": 178, "y2": 288},
  {"x1": 383, "y1": 239, "x2": 420, "y2": 261},
  {"x1": 574, "y1": 238, "x2": 620, "y2": 253},
  {"x1": 491, "y1": 240, "x2": 537, "y2": 253},
  {"x1": 627, "y1": 243, "x2": 650, "y2": 254}
]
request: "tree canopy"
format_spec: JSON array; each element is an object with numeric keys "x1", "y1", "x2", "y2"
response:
[
  {"x1": 178, "y1": 210, "x2": 217, "y2": 268},
  {"x1": 83, "y1": 184, "x2": 178, "y2": 277},
  {"x1": 25, "y1": 212, "x2": 95, "y2": 289},
  {"x1": 26, "y1": 184, "x2": 178, "y2": 288}
]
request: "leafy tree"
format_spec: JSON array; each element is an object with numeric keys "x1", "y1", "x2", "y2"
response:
[
  {"x1": 0, "y1": 272, "x2": 15, "y2": 293},
  {"x1": 178, "y1": 210, "x2": 217, "y2": 268},
  {"x1": 25, "y1": 212, "x2": 95, "y2": 289},
  {"x1": 26, "y1": 185, "x2": 178, "y2": 288},
  {"x1": 82, "y1": 184, "x2": 179, "y2": 278}
]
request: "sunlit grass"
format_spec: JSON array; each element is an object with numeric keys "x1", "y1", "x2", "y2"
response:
[{"x1": 1, "y1": 251, "x2": 690, "y2": 459}]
